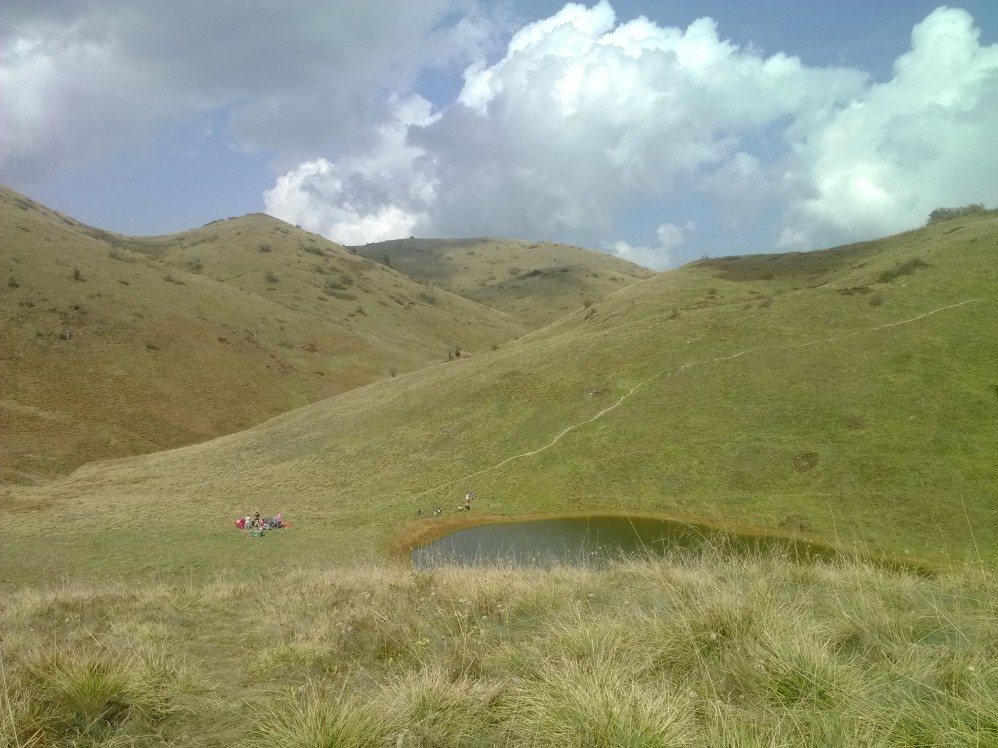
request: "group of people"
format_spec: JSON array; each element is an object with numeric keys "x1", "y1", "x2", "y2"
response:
[
  {"x1": 415, "y1": 491, "x2": 476, "y2": 517},
  {"x1": 235, "y1": 512, "x2": 286, "y2": 530}
]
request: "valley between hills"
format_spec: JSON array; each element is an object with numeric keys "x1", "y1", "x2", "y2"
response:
[
  {"x1": 2, "y1": 187, "x2": 994, "y2": 581},
  {"x1": 1, "y1": 188, "x2": 996, "y2": 747}
]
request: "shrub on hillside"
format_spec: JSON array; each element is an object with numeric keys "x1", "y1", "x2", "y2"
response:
[
  {"x1": 324, "y1": 290, "x2": 356, "y2": 301},
  {"x1": 926, "y1": 203, "x2": 992, "y2": 224},
  {"x1": 876, "y1": 258, "x2": 928, "y2": 284}
]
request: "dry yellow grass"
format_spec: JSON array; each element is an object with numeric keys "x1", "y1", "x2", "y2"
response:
[
  {"x1": 0, "y1": 188, "x2": 534, "y2": 482},
  {"x1": 3, "y1": 551, "x2": 995, "y2": 747}
]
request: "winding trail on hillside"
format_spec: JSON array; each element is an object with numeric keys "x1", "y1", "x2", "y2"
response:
[{"x1": 410, "y1": 297, "x2": 984, "y2": 502}]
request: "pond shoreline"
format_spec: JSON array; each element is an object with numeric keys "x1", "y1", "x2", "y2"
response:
[{"x1": 387, "y1": 508, "x2": 944, "y2": 573}]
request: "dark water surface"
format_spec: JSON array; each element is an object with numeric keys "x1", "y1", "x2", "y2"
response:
[{"x1": 411, "y1": 515, "x2": 843, "y2": 569}]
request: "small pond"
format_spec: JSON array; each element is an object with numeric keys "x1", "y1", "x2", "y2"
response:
[{"x1": 411, "y1": 514, "x2": 843, "y2": 569}]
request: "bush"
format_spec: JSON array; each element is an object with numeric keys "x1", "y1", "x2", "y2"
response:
[
  {"x1": 259, "y1": 243, "x2": 272, "y2": 252},
  {"x1": 877, "y1": 258, "x2": 928, "y2": 284},
  {"x1": 926, "y1": 204, "x2": 991, "y2": 224}
]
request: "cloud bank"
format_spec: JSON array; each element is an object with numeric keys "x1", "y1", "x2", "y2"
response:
[
  {"x1": 777, "y1": 7, "x2": 998, "y2": 249},
  {"x1": 264, "y1": 3, "x2": 998, "y2": 267},
  {"x1": 0, "y1": 0, "x2": 493, "y2": 178},
  {"x1": 3, "y1": 1, "x2": 996, "y2": 267}
]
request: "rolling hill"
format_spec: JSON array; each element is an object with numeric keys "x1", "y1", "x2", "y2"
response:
[
  {"x1": 2, "y1": 206, "x2": 994, "y2": 586},
  {"x1": 0, "y1": 188, "x2": 538, "y2": 482},
  {"x1": 352, "y1": 236, "x2": 655, "y2": 326}
]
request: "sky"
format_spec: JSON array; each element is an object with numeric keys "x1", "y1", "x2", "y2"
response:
[{"x1": 2, "y1": 1, "x2": 996, "y2": 269}]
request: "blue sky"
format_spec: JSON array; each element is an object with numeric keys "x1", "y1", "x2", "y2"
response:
[{"x1": 2, "y1": 1, "x2": 996, "y2": 269}]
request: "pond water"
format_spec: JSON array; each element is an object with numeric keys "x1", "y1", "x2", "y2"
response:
[{"x1": 411, "y1": 514, "x2": 841, "y2": 569}]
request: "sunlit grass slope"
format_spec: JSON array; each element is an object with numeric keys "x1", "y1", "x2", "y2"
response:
[
  {"x1": 2, "y1": 212, "x2": 994, "y2": 586},
  {"x1": 353, "y1": 236, "x2": 654, "y2": 326},
  {"x1": 3, "y1": 552, "x2": 996, "y2": 747},
  {"x1": 0, "y1": 187, "x2": 526, "y2": 482}
]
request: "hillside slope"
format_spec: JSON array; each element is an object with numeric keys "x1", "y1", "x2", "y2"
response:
[
  {"x1": 352, "y1": 237, "x2": 654, "y2": 326},
  {"x1": 0, "y1": 188, "x2": 526, "y2": 482},
  {"x1": 3, "y1": 212, "x2": 994, "y2": 584}
]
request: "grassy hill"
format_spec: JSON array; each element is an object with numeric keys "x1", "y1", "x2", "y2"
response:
[
  {"x1": 2, "y1": 209, "x2": 994, "y2": 588},
  {"x1": 1, "y1": 203, "x2": 996, "y2": 747},
  {"x1": 0, "y1": 188, "x2": 530, "y2": 482},
  {"x1": 352, "y1": 237, "x2": 654, "y2": 326}
]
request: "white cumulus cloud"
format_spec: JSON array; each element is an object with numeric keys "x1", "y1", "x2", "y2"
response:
[
  {"x1": 263, "y1": 96, "x2": 438, "y2": 245},
  {"x1": 269, "y1": 0, "x2": 873, "y2": 256},
  {"x1": 606, "y1": 221, "x2": 694, "y2": 269},
  {"x1": 3, "y1": 1, "x2": 995, "y2": 265},
  {"x1": 778, "y1": 7, "x2": 998, "y2": 248}
]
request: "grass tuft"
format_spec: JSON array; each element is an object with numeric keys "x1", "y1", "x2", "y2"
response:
[
  {"x1": 2, "y1": 553, "x2": 996, "y2": 746},
  {"x1": 247, "y1": 685, "x2": 397, "y2": 748}
]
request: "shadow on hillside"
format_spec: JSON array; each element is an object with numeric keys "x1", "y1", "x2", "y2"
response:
[{"x1": 693, "y1": 244, "x2": 872, "y2": 283}]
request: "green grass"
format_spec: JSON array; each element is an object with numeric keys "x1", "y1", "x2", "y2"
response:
[
  {"x1": 3, "y1": 550, "x2": 996, "y2": 746},
  {"x1": 2, "y1": 212, "x2": 995, "y2": 589},
  {"x1": 1, "y1": 194, "x2": 995, "y2": 745},
  {"x1": 352, "y1": 236, "x2": 654, "y2": 327}
]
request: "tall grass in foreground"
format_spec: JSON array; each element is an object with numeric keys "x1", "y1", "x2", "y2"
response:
[{"x1": 2, "y1": 547, "x2": 996, "y2": 746}]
